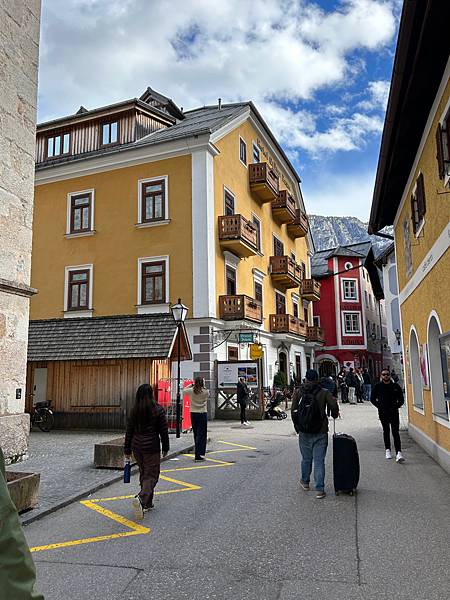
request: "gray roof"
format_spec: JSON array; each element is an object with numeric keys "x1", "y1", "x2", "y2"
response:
[
  {"x1": 311, "y1": 242, "x2": 372, "y2": 278},
  {"x1": 135, "y1": 103, "x2": 249, "y2": 146},
  {"x1": 28, "y1": 314, "x2": 182, "y2": 361}
]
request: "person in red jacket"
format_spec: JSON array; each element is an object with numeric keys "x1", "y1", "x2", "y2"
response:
[{"x1": 124, "y1": 384, "x2": 169, "y2": 520}]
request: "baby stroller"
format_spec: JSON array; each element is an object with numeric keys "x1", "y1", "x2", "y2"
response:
[{"x1": 264, "y1": 392, "x2": 288, "y2": 420}]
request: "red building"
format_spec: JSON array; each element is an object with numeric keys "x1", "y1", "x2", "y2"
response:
[{"x1": 311, "y1": 242, "x2": 389, "y2": 378}]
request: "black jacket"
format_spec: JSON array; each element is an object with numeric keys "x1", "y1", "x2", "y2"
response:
[
  {"x1": 291, "y1": 382, "x2": 339, "y2": 434},
  {"x1": 124, "y1": 404, "x2": 169, "y2": 455},
  {"x1": 320, "y1": 377, "x2": 337, "y2": 397},
  {"x1": 346, "y1": 372, "x2": 358, "y2": 387},
  {"x1": 237, "y1": 381, "x2": 250, "y2": 404},
  {"x1": 370, "y1": 382, "x2": 404, "y2": 416},
  {"x1": 362, "y1": 371, "x2": 372, "y2": 384}
]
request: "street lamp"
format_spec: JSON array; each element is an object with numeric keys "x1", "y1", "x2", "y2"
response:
[{"x1": 170, "y1": 298, "x2": 188, "y2": 438}]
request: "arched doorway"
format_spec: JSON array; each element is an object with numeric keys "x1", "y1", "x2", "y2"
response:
[
  {"x1": 318, "y1": 360, "x2": 337, "y2": 378},
  {"x1": 428, "y1": 314, "x2": 448, "y2": 418},
  {"x1": 409, "y1": 329, "x2": 423, "y2": 409},
  {"x1": 278, "y1": 351, "x2": 288, "y2": 384}
]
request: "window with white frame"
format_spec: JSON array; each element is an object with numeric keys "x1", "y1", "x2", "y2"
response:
[
  {"x1": 137, "y1": 256, "x2": 169, "y2": 308},
  {"x1": 224, "y1": 189, "x2": 235, "y2": 215},
  {"x1": 138, "y1": 176, "x2": 168, "y2": 225},
  {"x1": 343, "y1": 312, "x2": 361, "y2": 334},
  {"x1": 64, "y1": 264, "x2": 93, "y2": 314},
  {"x1": 252, "y1": 142, "x2": 260, "y2": 163},
  {"x1": 342, "y1": 279, "x2": 358, "y2": 301},
  {"x1": 239, "y1": 137, "x2": 247, "y2": 166},
  {"x1": 67, "y1": 190, "x2": 95, "y2": 235}
]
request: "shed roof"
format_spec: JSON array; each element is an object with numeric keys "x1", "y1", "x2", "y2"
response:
[{"x1": 27, "y1": 314, "x2": 191, "y2": 362}]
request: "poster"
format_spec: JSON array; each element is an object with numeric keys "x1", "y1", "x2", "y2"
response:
[
  {"x1": 419, "y1": 343, "x2": 430, "y2": 388},
  {"x1": 217, "y1": 361, "x2": 259, "y2": 388}
]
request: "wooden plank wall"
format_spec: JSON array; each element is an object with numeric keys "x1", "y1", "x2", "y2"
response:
[{"x1": 26, "y1": 358, "x2": 171, "y2": 429}]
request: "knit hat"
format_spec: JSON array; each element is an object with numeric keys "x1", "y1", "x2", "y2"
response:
[{"x1": 305, "y1": 369, "x2": 319, "y2": 381}]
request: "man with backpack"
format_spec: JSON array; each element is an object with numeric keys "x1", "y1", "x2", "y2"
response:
[{"x1": 291, "y1": 369, "x2": 339, "y2": 499}]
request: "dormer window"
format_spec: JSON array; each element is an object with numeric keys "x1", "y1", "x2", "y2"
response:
[
  {"x1": 101, "y1": 121, "x2": 118, "y2": 145},
  {"x1": 46, "y1": 132, "x2": 70, "y2": 158}
]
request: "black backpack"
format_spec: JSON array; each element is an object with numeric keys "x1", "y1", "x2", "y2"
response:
[{"x1": 295, "y1": 387, "x2": 323, "y2": 434}]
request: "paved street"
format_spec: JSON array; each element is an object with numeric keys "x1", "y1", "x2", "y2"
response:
[{"x1": 21, "y1": 402, "x2": 450, "y2": 600}]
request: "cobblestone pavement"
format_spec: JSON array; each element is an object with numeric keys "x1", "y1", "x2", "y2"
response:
[{"x1": 9, "y1": 429, "x2": 194, "y2": 524}]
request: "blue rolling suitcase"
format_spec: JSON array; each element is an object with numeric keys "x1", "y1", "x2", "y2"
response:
[{"x1": 333, "y1": 421, "x2": 360, "y2": 495}]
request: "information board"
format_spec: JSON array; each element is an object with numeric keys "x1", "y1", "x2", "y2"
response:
[{"x1": 217, "y1": 361, "x2": 259, "y2": 389}]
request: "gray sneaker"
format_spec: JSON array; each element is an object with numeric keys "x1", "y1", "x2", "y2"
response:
[
  {"x1": 132, "y1": 496, "x2": 144, "y2": 520},
  {"x1": 300, "y1": 480, "x2": 310, "y2": 491},
  {"x1": 316, "y1": 491, "x2": 326, "y2": 499}
]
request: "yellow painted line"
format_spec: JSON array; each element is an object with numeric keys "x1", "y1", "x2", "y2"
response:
[
  {"x1": 205, "y1": 449, "x2": 247, "y2": 455},
  {"x1": 80, "y1": 500, "x2": 149, "y2": 532},
  {"x1": 217, "y1": 440, "x2": 257, "y2": 450},
  {"x1": 30, "y1": 530, "x2": 143, "y2": 553}
]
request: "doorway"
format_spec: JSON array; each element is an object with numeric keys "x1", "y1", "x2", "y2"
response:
[
  {"x1": 278, "y1": 351, "x2": 288, "y2": 383},
  {"x1": 33, "y1": 368, "x2": 48, "y2": 406}
]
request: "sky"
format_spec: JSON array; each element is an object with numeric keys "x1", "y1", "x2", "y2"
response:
[{"x1": 37, "y1": 0, "x2": 403, "y2": 221}]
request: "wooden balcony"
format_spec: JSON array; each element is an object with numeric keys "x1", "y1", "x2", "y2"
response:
[
  {"x1": 287, "y1": 209, "x2": 309, "y2": 238},
  {"x1": 307, "y1": 325, "x2": 325, "y2": 344},
  {"x1": 269, "y1": 313, "x2": 308, "y2": 337},
  {"x1": 269, "y1": 255, "x2": 303, "y2": 289},
  {"x1": 300, "y1": 278, "x2": 321, "y2": 301},
  {"x1": 218, "y1": 215, "x2": 258, "y2": 258},
  {"x1": 219, "y1": 295, "x2": 262, "y2": 323},
  {"x1": 271, "y1": 190, "x2": 297, "y2": 224},
  {"x1": 249, "y1": 162, "x2": 279, "y2": 202}
]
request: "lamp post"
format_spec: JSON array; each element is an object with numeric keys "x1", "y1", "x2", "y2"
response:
[{"x1": 170, "y1": 298, "x2": 188, "y2": 438}]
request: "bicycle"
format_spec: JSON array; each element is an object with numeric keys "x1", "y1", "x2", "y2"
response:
[{"x1": 31, "y1": 400, "x2": 55, "y2": 432}]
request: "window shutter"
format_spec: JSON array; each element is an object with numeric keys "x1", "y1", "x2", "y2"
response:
[
  {"x1": 416, "y1": 173, "x2": 426, "y2": 219},
  {"x1": 410, "y1": 195, "x2": 417, "y2": 234},
  {"x1": 436, "y1": 123, "x2": 445, "y2": 179}
]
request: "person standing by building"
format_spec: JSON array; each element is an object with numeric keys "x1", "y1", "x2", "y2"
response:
[
  {"x1": 0, "y1": 447, "x2": 44, "y2": 599},
  {"x1": 345, "y1": 368, "x2": 358, "y2": 404},
  {"x1": 362, "y1": 368, "x2": 372, "y2": 401},
  {"x1": 124, "y1": 384, "x2": 169, "y2": 520},
  {"x1": 355, "y1": 368, "x2": 364, "y2": 403},
  {"x1": 338, "y1": 368, "x2": 348, "y2": 403},
  {"x1": 291, "y1": 369, "x2": 339, "y2": 499},
  {"x1": 185, "y1": 377, "x2": 209, "y2": 461},
  {"x1": 370, "y1": 369, "x2": 405, "y2": 463},
  {"x1": 237, "y1": 377, "x2": 251, "y2": 427}
]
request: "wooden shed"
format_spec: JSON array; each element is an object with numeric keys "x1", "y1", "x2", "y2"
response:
[{"x1": 26, "y1": 313, "x2": 191, "y2": 429}]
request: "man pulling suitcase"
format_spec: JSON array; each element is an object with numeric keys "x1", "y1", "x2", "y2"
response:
[{"x1": 291, "y1": 369, "x2": 339, "y2": 499}]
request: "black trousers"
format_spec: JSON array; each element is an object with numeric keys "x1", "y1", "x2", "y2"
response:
[
  {"x1": 191, "y1": 412, "x2": 207, "y2": 458},
  {"x1": 238, "y1": 401, "x2": 247, "y2": 424},
  {"x1": 133, "y1": 450, "x2": 160, "y2": 509},
  {"x1": 380, "y1": 411, "x2": 401, "y2": 453}
]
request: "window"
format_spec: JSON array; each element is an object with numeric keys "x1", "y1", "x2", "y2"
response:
[
  {"x1": 344, "y1": 262, "x2": 353, "y2": 271},
  {"x1": 141, "y1": 261, "x2": 166, "y2": 304},
  {"x1": 68, "y1": 269, "x2": 90, "y2": 310},
  {"x1": 46, "y1": 132, "x2": 70, "y2": 158},
  {"x1": 292, "y1": 299, "x2": 298, "y2": 318},
  {"x1": 141, "y1": 179, "x2": 165, "y2": 223},
  {"x1": 252, "y1": 215, "x2": 261, "y2": 251},
  {"x1": 343, "y1": 312, "x2": 360, "y2": 334},
  {"x1": 438, "y1": 330, "x2": 450, "y2": 403},
  {"x1": 300, "y1": 261, "x2": 306, "y2": 279},
  {"x1": 226, "y1": 265, "x2": 236, "y2": 295},
  {"x1": 273, "y1": 236, "x2": 284, "y2": 257},
  {"x1": 239, "y1": 137, "x2": 247, "y2": 166},
  {"x1": 290, "y1": 252, "x2": 296, "y2": 262},
  {"x1": 295, "y1": 355, "x2": 302, "y2": 380},
  {"x1": 254, "y1": 281, "x2": 263, "y2": 305},
  {"x1": 228, "y1": 346, "x2": 239, "y2": 361},
  {"x1": 101, "y1": 121, "x2": 118, "y2": 145},
  {"x1": 275, "y1": 291, "x2": 286, "y2": 314},
  {"x1": 436, "y1": 112, "x2": 450, "y2": 181},
  {"x1": 313, "y1": 316, "x2": 320, "y2": 327},
  {"x1": 304, "y1": 307, "x2": 308, "y2": 323},
  {"x1": 224, "y1": 189, "x2": 235, "y2": 215},
  {"x1": 410, "y1": 173, "x2": 426, "y2": 235},
  {"x1": 342, "y1": 279, "x2": 357, "y2": 301},
  {"x1": 69, "y1": 191, "x2": 93, "y2": 233},
  {"x1": 252, "y1": 143, "x2": 260, "y2": 163}
]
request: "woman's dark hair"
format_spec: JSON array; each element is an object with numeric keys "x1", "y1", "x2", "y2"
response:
[
  {"x1": 193, "y1": 377, "x2": 204, "y2": 395},
  {"x1": 130, "y1": 383, "x2": 157, "y2": 431}
]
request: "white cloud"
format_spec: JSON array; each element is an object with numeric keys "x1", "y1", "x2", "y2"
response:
[
  {"x1": 357, "y1": 80, "x2": 391, "y2": 111},
  {"x1": 302, "y1": 170, "x2": 376, "y2": 220}
]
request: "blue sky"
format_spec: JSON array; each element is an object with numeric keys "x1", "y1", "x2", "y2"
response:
[{"x1": 37, "y1": 0, "x2": 402, "y2": 221}]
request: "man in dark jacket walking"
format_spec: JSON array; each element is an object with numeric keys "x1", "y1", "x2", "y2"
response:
[
  {"x1": 362, "y1": 368, "x2": 372, "y2": 401},
  {"x1": 291, "y1": 369, "x2": 339, "y2": 499},
  {"x1": 236, "y1": 378, "x2": 251, "y2": 427},
  {"x1": 345, "y1": 368, "x2": 358, "y2": 404},
  {"x1": 371, "y1": 369, "x2": 405, "y2": 463}
]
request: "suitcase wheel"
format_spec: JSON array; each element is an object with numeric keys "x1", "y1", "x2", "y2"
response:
[{"x1": 335, "y1": 491, "x2": 340, "y2": 496}]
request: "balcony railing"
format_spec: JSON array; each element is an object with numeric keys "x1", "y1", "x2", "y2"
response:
[
  {"x1": 307, "y1": 325, "x2": 325, "y2": 343},
  {"x1": 218, "y1": 215, "x2": 258, "y2": 258},
  {"x1": 287, "y1": 209, "x2": 309, "y2": 238},
  {"x1": 249, "y1": 162, "x2": 279, "y2": 202},
  {"x1": 269, "y1": 313, "x2": 308, "y2": 337},
  {"x1": 219, "y1": 295, "x2": 262, "y2": 323},
  {"x1": 271, "y1": 190, "x2": 297, "y2": 224},
  {"x1": 269, "y1": 255, "x2": 303, "y2": 289},
  {"x1": 300, "y1": 278, "x2": 321, "y2": 301}
]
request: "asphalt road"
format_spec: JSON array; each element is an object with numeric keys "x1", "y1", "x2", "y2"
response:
[{"x1": 24, "y1": 405, "x2": 450, "y2": 600}]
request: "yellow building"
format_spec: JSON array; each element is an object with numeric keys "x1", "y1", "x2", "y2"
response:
[
  {"x1": 30, "y1": 87, "x2": 321, "y2": 423},
  {"x1": 370, "y1": 3, "x2": 450, "y2": 473}
]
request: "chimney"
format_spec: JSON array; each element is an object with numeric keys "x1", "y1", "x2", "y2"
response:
[{"x1": 218, "y1": 98, "x2": 222, "y2": 110}]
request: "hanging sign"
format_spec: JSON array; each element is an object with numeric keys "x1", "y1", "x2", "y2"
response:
[
  {"x1": 239, "y1": 332, "x2": 255, "y2": 344},
  {"x1": 249, "y1": 344, "x2": 264, "y2": 360}
]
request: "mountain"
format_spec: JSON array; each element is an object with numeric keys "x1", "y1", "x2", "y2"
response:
[{"x1": 308, "y1": 215, "x2": 393, "y2": 255}]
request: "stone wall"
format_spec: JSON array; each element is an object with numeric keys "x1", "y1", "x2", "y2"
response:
[{"x1": 0, "y1": 0, "x2": 41, "y2": 461}]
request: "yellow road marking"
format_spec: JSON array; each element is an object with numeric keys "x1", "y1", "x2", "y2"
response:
[
  {"x1": 30, "y1": 530, "x2": 143, "y2": 553},
  {"x1": 217, "y1": 440, "x2": 257, "y2": 450}
]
